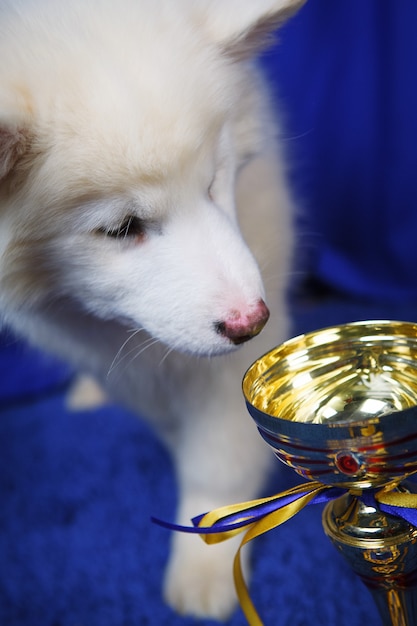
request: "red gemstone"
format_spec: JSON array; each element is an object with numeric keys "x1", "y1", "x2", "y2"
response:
[{"x1": 335, "y1": 452, "x2": 361, "y2": 475}]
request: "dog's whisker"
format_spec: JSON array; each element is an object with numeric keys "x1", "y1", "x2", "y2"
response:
[
  {"x1": 107, "y1": 327, "x2": 147, "y2": 376},
  {"x1": 158, "y1": 346, "x2": 175, "y2": 367},
  {"x1": 117, "y1": 338, "x2": 163, "y2": 375},
  {"x1": 282, "y1": 127, "x2": 314, "y2": 142},
  {"x1": 133, "y1": 337, "x2": 162, "y2": 357},
  {"x1": 109, "y1": 336, "x2": 162, "y2": 380},
  {"x1": 108, "y1": 329, "x2": 142, "y2": 372}
]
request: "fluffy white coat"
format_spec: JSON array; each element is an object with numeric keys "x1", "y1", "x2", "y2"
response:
[{"x1": 0, "y1": 0, "x2": 303, "y2": 619}]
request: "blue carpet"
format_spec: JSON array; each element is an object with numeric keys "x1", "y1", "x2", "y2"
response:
[{"x1": 1, "y1": 295, "x2": 416, "y2": 626}]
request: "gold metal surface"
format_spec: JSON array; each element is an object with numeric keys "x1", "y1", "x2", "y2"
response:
[
  {"x1": 242, "y1": 320, "x2": 417, "y2": 625},
  {"x1": 243, "y1": 320, "x2": 417, "y2": 424},
  {"x1": 323, "y1": 485, "x2": 417, "y2": 626},
  {"x1": 243, "y1": 320, "x2": 417, "y2": 488}
]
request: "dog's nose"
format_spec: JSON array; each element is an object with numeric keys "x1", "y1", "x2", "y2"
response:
[{"x1": 215, "y1": 299, "x2": 270, "y2": 345}]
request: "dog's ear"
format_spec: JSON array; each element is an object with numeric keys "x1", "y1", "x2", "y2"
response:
[
  {"x1": 0, "y1": 125, "x2": 30, "y2": 182},
  {"x1": 203, "y1": 0, "x2": 305, "y2": 58}
]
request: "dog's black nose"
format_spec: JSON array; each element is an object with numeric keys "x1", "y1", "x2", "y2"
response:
[{"x1": 215, "y1": 299, "x2": 270, "y2": 345}]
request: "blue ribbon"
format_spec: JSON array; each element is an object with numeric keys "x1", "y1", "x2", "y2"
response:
[
  {"x1": 152, "y1": 484, "x2": 417, "y2": 536},
  {"x1": 152, "y1": 481, "x2": 417, "y2": 626}
]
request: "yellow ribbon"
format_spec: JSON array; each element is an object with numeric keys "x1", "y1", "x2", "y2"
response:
[
  {"x1": 193, "y1": 477, "x2": 417, "y2": 626},
  {"x1": 196, "y1": 481, "x2": 331, "y2": 626},
  {"x1": 376, "y1": 490, "x2": 417, "y2": 509}
]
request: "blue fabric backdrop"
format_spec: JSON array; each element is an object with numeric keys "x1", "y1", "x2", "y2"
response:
[{"x1": 262, "y1": 0, "x2": 417, "y2": 301}]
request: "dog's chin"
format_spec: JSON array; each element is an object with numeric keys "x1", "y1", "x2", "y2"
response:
[
  {"x1": 162, "y1": 333, "x2": 250, "y2": 359},
  {"x1": 182, "y1": 340, "x2": 242, "y2": 359},
  {"x1": 165, "y1": 325, "x2": 267, "y2": 358}
]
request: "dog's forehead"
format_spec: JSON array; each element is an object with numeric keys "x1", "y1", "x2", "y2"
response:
[
  {"x1": 38, "y1": 84, "x2": 229, "y2": 199},
  {"x1": 50, "y1": 38, "x2": 232, "y2": 187},
  {"x1": 2, "y1": 2, "x2": 240, "y2": 200}
]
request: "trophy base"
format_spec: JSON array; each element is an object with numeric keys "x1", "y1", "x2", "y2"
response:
[{"x1": 323, "y1": 485, "x2": 417, "y2": 626}]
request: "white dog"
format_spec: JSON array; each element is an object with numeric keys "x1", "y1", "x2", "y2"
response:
[{"x1": 0, "y1": 0, "x2": 303, "y2": 620}]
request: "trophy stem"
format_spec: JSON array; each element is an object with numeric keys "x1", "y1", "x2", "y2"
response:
[
  {"x1": 371, "y1": 588, "x2": 417, "y2": 626},
  {"x1": 322, "y1": 491, "x2": 417, "y2": 626}
]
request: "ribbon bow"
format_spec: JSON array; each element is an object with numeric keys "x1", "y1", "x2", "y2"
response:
[{"x1": 153, "y1": 478, "x2": 417, "y2": 626}]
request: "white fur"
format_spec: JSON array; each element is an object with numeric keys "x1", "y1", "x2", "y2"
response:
[{"x1": 0, "y1": 0, "x2": 303, "y2": 619}]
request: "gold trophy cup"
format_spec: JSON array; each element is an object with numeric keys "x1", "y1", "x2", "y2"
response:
[{"x1": 243, "y1": 320, "x2": 417, "y2": 626}]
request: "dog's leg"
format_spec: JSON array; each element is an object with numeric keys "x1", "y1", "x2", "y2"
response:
[{"x1": 162, "y1": 356, "x2": 272, "y2": 620}]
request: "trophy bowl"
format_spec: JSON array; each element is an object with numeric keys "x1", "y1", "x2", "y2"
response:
[
  {"x1": 243, "y1": 320, "x2": 417, "y2": 626},
  {"x1": 243, "y1": 319, "x2": 417, "y2": 489}
]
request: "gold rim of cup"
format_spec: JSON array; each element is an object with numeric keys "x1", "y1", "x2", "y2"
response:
[{"x1": 242, "y1": 320, "x2": 417, "y2": 488}]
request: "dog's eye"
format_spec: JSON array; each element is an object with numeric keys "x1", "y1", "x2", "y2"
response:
[{"x1": 96, "y1": 216, "x2": 146, "y2": 241}]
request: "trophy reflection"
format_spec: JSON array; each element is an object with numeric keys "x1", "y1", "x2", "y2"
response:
[{"x1": 243, "y1": 320, "x2": 417, "y2": 626}]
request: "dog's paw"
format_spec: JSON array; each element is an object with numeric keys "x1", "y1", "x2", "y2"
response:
[{"x1": 164, "y1": 532, "x2": 244, "y2": 621}]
